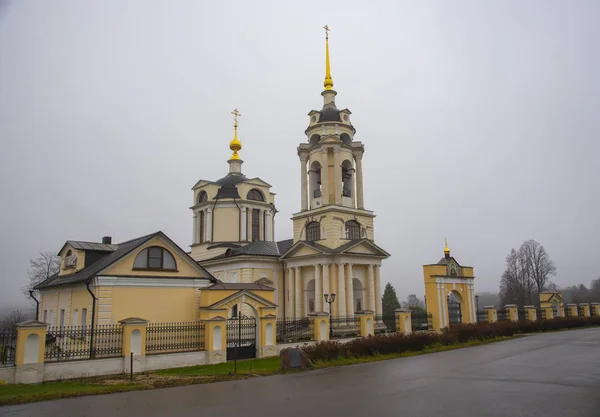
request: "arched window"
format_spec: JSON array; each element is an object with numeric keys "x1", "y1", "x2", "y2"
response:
[
  {"x1": 66, "y1": 250, "x2": 72, "y2": 257},
  {"x1": 251, "y1": 209, "x2": 260, "y2": 241},
  {"x1": 309, "y1": 134, "x2": 320, "y2": 145},
  {"x1": 345, "y1": 220, "x2": 361, "y2": 240},
  {"x1": 341, "y1": 160, "x2": 354, "y2": 198},
  {"x1": 133, "y1": 246, "x2": 177, "y2": 270},
  {"x1": 197, "y1": 191, "x2": 208, "y2": 204},
  {"x1": 310, "y1": 161, "x2": 322, "y2": 198},
  {"x1": 247, "y1": 189, "x2": 264, "y2": 201},
  {"x1": 340, "y1": 133, "x2": 352, "y2": 145},
  {"x1": 306, "y1": 221, "x2": 321, "y2": 241}
]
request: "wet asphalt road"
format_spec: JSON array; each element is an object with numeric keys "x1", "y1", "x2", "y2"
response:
[{"x1": 2, "y1": 328, "x2": 599, "y2": 417}]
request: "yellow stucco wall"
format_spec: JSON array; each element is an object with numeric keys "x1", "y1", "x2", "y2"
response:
[
  {"x1": 212, "y1": 207, "x2": 240, "y2": 242},
  {"x1": 101, "y1": 236, "x2": 204, "y2": 278},
  {"x1": 110, "y1": 287, "x2": 197, "y2": 322}
]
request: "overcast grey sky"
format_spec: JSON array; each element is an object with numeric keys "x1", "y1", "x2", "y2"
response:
[{"x1": 1, "y1": 1, "x2": 599, "y2": 309}]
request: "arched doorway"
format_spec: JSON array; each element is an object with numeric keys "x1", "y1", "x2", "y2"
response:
[
  {"x1": 352, "y1": 278, "x2": 364, "y2": 313},
  {"x1": 447, "y1": 291, "x2": 462, "y2": 326},
  {"x1": 226, "y1": 302, "x2": 258, "y2": 361}
]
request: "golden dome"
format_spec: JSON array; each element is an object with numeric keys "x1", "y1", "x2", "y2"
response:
[
  {"x1": 444, "y1": 237, "x2": 450, "y2": 255},
  {"x1": 229, "y1": 109, "x2": 242, "y2": 160}
]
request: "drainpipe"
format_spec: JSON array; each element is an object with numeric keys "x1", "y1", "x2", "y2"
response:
[
  {"x1": 29, "y1": 290, "x2": 40, "y2": 321},
  {"x1": 86, "y1": 279, "x2": 97, "y2": 359}
]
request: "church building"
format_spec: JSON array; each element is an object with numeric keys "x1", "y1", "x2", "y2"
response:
[{"x1": 34, "y1": 28, "x2": 389, "y2": 326}]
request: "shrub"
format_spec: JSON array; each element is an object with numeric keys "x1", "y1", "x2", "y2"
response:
[{"x1": 300, "y1": 315, "x2": 600, "y2": 362}]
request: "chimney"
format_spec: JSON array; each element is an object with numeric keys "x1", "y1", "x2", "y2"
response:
[{"x1": 102, "y1": 236, "x2": 112, "y2": 244}]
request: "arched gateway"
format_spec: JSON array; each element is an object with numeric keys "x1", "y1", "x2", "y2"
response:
[
  {"x1": 198, "y1": 281, "x2": 277, "y2": 360},
  {"x1": 423, "y1": 241, "x2": 477, "y2": 331}
]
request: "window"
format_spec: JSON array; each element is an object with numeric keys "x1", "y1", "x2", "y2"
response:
[
  {"x1": 72, "y1": 309, "x2": 79, "y2": 326},
  {"x1": 197, "y1": 191, "x2": 208, "y2": 203},
  {"x1": 247, "y1": 189, "x2": 264, "y2": 201},
  {"x1": 251, "y1": 209, "x2": 260, "y2": 241},
  {"x1": 59, "y1": 309, "x2": 65, "y2": 327},
  {"x1": 199, "y1": 211, "x2": 205, "y2": 243},
  {"x1": 66, "y1": 249, "x2": 72, "y2": 256},
  {"x1": 133, "y1": 246, "x2": 177, "y2": 270},
  {"x1": 43, "y1": 310, "x2": 48, "y2": 323},
  {"x1": 345, "y1": 220, "x2": 361, "y2": 240},
  {"x1": 306, "y1": 221, "x2": 321, "y2": 241},
  {"x1": 81, "y1": 308, "x2": 87, "y2": 327}
]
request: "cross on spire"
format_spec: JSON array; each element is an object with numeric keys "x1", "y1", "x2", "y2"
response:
[
  {"x1": 323, "y1": 25, "x2": 330, "y2": 39},
  {"x1": 231, "y1": 109, "x2": 241, "y2": 126}
]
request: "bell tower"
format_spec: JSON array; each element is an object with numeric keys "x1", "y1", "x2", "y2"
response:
[{"x1": 293, "y1": 26, "x2": 373, "y2": 248}]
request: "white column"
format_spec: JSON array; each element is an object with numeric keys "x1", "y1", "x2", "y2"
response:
[
  {"x1": 287, "y1": 267, "x2": 295, "y2": 318},
  {"x1": 345, "y1": 263, "x2": 353, "y2": 314},
  {"x1": 241, "y1": 207, "x2": 247, "y2": 241},
  {"x1": 206, "y1": 208, "x2": 212, "y2": 242},
  {"x1": 337, "y1": 263, "x2": 346, "y2": 317},
  {"x1": 265, "y1": 211, "x2": 272, "y2": 242},
  {"x1": 355, "y1": 152, "x2": 364, "y2": 209},
  {"x1": 374, "y1": 265, "x2": 382, "y2": 316},
  {"x1": 367, "y1": 265, "x2": 375, "y2": 312},
  {"x1": 192, "y1": 212, "x2": 198, "y2": 244},
  {"x1": 470, "y1": 284, "x2": 477, "y2": 323},
  {"x1": 315, "y1": 264, "x2": 322, "y2": 312},
  {"x1": 300, "y1": 155, "x2": 308, "y2": 211},
  {"x1": 321, "y1": 148, "x2": 329, "y2": 205},
  {"x1": 322, "y1": 264, "x2": 330, "y2": 310},
  {"x1": 259, "y1": 209, "x2": 264, "y2": 241},
  {"x1": 295, "y1": 267, "x2": 302, "y2": 318},
  {"x1": 333, "y1": 146, "x2": 341, "y2": 205}
]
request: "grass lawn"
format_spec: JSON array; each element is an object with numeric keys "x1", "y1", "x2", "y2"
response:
[
  {"x1": 0, "y1": 336, "x2": 514, "y2": 406},
  {"x1": 154, "y1": 356, "x2": 281, "y2": 376}
]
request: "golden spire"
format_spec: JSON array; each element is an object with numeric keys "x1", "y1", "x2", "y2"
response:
[
  {"x1": 229, "y1": 109, "x2": 242, "y2": 160},
  {"x1": 444, "y1": 237, "x2": 450, "y2": 255},
  {"x1": 323, "y1": 25, "x2": 334, "y2": 90}
]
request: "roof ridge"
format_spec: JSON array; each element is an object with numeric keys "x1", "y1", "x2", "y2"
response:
[{"x1": 116, "y1": 232, "x2": 159, "y2": 246}]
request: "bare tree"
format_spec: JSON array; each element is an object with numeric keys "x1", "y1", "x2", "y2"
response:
[
  {"x1": 22, "y1": 251, "x2": 60, "y2": 299},
  {"x1": 499, "y1": 240, "x2": 555, "y2": 306},
  {"x1": 521, "y1": 240, "x2": 556, "y2": 294},
  {"x1": 402, "y1": 294, "x2": 425, "y2": 311},
  {"x1": 0, "y1": 310, "x2": 27, "y2": 329}
]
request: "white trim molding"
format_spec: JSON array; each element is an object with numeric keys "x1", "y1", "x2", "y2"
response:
[{"x1": 95, "y1": 276, "x2": 214, "y2": 288}]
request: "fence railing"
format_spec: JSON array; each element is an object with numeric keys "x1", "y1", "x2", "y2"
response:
[
  {"x1": 45, "y1": 325, "x2": 123, "y2": 362},
  {"x1": 411, "y1": 311, "x2": 433, "y2": 331},
  {"x1": 496, "y1": 310, "x2": 509, "y2": 321},
  {"x1": 518, "y1": 309, "x2": 527, "y2": 321},
  {"x1": 374, "y1": 315, "x2": 396, "y2": 333},
  {"x1": 276, "y1": 318, "x2": 312, "y2": 343},
  {"x1": 0, "y1": 327, "x2": 17, "y2": 366},
  {"x1": 146, "y1": 322, "x2": 205, "y2": 354},
  {"x1": 476, "y1": 310, "x2": 488, "y2": 323},
  {"x1": 330, "y1": 316, "x2": 360, "y2": 339}
]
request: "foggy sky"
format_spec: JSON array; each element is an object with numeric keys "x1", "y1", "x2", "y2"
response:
[{"x1": 1, "y1": 1, "x2": 599, "y2": 309}]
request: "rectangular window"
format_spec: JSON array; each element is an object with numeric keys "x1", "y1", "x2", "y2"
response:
[
  {"x1": 252, "y1": 209, "x2": 260, "y2": 242},
  {"x1": 81, "y1": 308, "x2": 87, "y2": 327},
  {"x1": 43, "y1": 310, "x2": 48, "y2": 322},
  {"x1": 148, "y1": 246, "x2": 162, "y2": 268},
  {"x1": 72, "y1": 309, "x2": 79, "y2": 326},
  {"x1": 59, "y1": 309, "x2": 65, "y2": 327}
]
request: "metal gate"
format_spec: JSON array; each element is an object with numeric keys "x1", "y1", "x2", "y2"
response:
[
  {"x1": 448, "y1": 301, "x2": 462, "y2": 326},
  {"x1": 226, "y1": 314, "x2": 256, "y2": 361}
]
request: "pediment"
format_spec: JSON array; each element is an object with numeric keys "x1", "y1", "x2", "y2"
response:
[
  {"x1": 280, "y1": 241, "x2": 328, "y2": 259},
  {"x1": 245, "y1": 177, "x2": 273, "y2": 188},
  {"x1": 207, "y1": 289, "x2": 277, "y2": 310},
  {"x1": 337, "y1": 240, "x2": 390, "y2": 257}
]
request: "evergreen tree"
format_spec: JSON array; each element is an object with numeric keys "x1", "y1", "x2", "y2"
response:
[{"x1": 382, "y1": 283, "x2": 401, "y2": 316}]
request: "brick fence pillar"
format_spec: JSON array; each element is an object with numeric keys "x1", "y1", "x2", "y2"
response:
[
  {"x1": 15, "y1": 320, "x2": 47, "y2": 384},
  {"x1": 396, "y1": 309, "x2": 412, "y2": 335},
  {"x1": 484, "y1": 306, "x2": 497, "y2": 323}
]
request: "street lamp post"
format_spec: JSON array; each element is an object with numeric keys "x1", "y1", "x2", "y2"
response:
[
  {"x1": 475, "y1": 295, "x2": 480, "y2": 311},
  {"x1": 324, "y1": 293, "x2": 336, "y2": 339}
]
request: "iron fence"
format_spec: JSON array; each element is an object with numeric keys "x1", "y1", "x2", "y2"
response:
[
  {"x1": 411, "y1": 311, "x2": 433, "y2": 331},
  {"x1": 591, "y1": 307, "x2": 597, "y2": 317},
  {"x1": 330, "y1": 316, "x2": 360, "y2": 339},
  {"x1": 146, "y1": 322, "x2": 205, "y2": 354},
  {"x1": 45, "y1": 324, "x2": 123, "y2": 362},
  {"x1": 374, "y1": 315, "x2": 396, "y2": 334},
  {"x1": 476, "y1": 310, "x2": 488, "y2": 323},
  {"x1": 276, "y1": 318, "x2": 312, "y2": 343},
  {"x1": 497, "y1": 310, "x2": 509, "y2": 321},
  {"x1": 518, "y1": 309, "x2": 527, "y2": 321},
  {"x1": 0, "y1": 327, "x2": 17, "y2": 366},
  {"x1": 536, "y1": 308, "x2": 548, "y2": 320}
]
